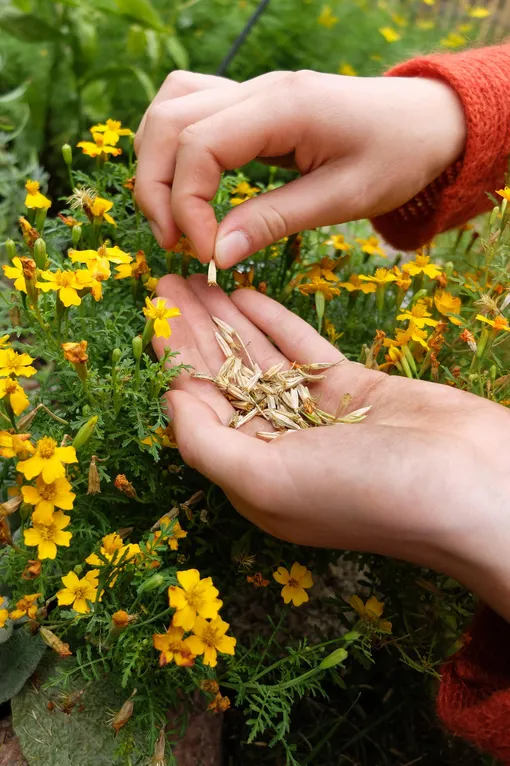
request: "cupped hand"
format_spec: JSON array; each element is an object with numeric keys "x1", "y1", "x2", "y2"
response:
[
  {"x1": 135, "y1": 70, "x2": 466, "y2": 267},
  {"x1": 153, "y1": 275, "x2": 510, "y2": 621}
]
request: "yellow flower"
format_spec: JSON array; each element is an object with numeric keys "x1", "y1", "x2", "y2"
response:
[
  {"x1": 348, "y1": 595, "x2": 392, "y2": 633},
  {"x1": 24, "y1": 180, "x2": 51, "y2": 210},
  {"x1": 339, "y1": 274, "x2": 376, "y2": 294},
  {"x1": 417, "y1": 19, "x2": 435, "y2": 29},
  {"x1": 468, "y1": 6, "x2": 490, "y2": 17},
  {"x1": 476, "y1": 314, "x2": 510, "y2": 333},
  {"x1": 185, "y1": 616, "x2": 236, "y2": 668},
  {"x1": 22, "y1": 475, "x2": 75, "y2": 525},
  {"x1": 57, "y1": 570, "x2": 99, "y2": 614},
  {"x1": 3, "y1": 257, "x2": 27, "y2": 293},
  {"x1": 273, "y1": 562, "x2": 314, "y2": 607},
  {"x1": 164, "y1": 518, "x2": 187, "y2": 551},
  {"x1": 232, "y1": 181, "x2": 259, "y2": 198},
  {"x1": 0, "y1": 349, "x2": 36, "y2": 378},
  {"x1": 434, "y1": 291, "x2": 462, "y2": 325},
  {"x1": 90, "y1": 118, "x2": 133, "y2": 142},
  {"x1": 86, "y1": 532, "x2": 140, "y2": 571},
  {"x1": 0, "y1": 378, "x2": 29, "y2": 415},
  {"x1": 338, "y1": 63, "x2": 357, "y2": 76},
  {"x1": 299, "y1": 278, "x2": 341, "y2": 300},
  {"x1": 391, "y1": 265, "x2": 412, "y2": 291},
  {"x1": 36, "y1": 269, "x2": 91, "y2": 307},
  {"x1": 496, "y1": 187, "x2": 510, "y2": 202},
  {"x1": 114, "y1": 251, "x2": 149, "y2": 280},
  {"x1": 77, "y1": 132, "x2": 122, "y2": 158},
  {"x1": 391, "y1": 11, "x2": 408, "y2": 26},
  {"x1": 141, "y1": 424, "x2": 176, "y2": 449},
  {"x1": 89, "y1": 197, "x2": 116, "y2": 226},
  {"x1": 0, "y1": 335, "x2": 9, "y2": 348},
  {"x1": 153, "y1": 625, "x2": 196, "y2": 667},
  {"x1": 324, "y1": 233, "x2": 352, "y2": 252},
  {"x1": 0, "y1": 597, "x2": 8, "y2": 629},
  {"x1": 397, "y1": 300, "x2": 438, "y2": 329},
  {"x1": 168, "y1": 569, "x2": 223, "y2": 631},
  {"x1": 318, "y1": 4, "x2": 339, "y2": 28},
  {"x1": 306, "y1": 257, "x2": 340, "y2": 282},
  {"x1": 384, "y1": 326, "x2": 429, "y2": 350},
  {"x1": 9, "y1": 593, "x2": 41, "y2": 621},
  {"x1": 23, "y1": 510, "x2": 72, "y2": 560},
  {"x1": 17, "y1": 436, "x2": 77, "y2": 484},
  {"x1": 359, "y1": 268, "x2": 397, "y2": 287},
  {"x1": 379, "y1": 26, "x2": 401, "y2": 42},
  {"x1": 405, "y1": 253, "x2": 442, "y2": 279},
  {"x1": 441, "y1": 31, "x2": 466, "y2": 48},
  {"x1": 142, "y1": 297, "x2": 181, "y2": 339},
  {"x1": 324, "y1": 318, "x2": 343, "y2": 344},
  {"x1": 0, "y1": 432, "x2": 34, "y2": 459},
  {"x1": 145, "y1": 277, "x2": 159, "y2": 294},
  {"x1": 355, "y1": 236, "x2": 386, "y2": 257}
]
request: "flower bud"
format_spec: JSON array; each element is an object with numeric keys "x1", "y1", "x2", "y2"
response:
[
  {"x1": 410, "y1": 288, "x2": 428, "y2": 306},
  {"x1": 444, "y1": 261, "x2": 454, "y2": 279},
  {"x1": 112, "y1": 348, "x2": 122, "y2": 365},
  {"x1": 5, "y1": 239, "x2": 16, "y2": 260},
  {"x1": 319, "y1": 647, "x2": 348, "y2": 670},
  {"x1": 72, "y1": 415, "x2": 98, "y2": 451},
  {"x1": 72, "y1": 224, "x2": 82, "y2": 247},
  {"x1": 314, "y1": 290, "x2": 325, "y2": 332},
  {"x1": 132, "y1": 335, "x2": 143, "y2": 363},
  {"x1": 33, "y1": 238, "x2": 47, "y2": 269},
  {"x1": 141, "y1": 319, "x2": 155, "y2": 349},
  {"x1": 106, "y1": 610, "x2": 132, "y2": 645},
  {"x1": 137, "y1": 573, "x2": 165, "y2": 594},
  {"x1": 62, "y1": 143, "x2": 73, "y2": 167},
  {"x1": 489, "y1": 205, "x2": 500, "y2": 227},
  {"x1": 35, "y1": 207, "x2": 48, "y2": 233}
]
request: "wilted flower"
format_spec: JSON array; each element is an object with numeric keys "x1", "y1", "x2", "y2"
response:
[
  {"x1": 21, "y1": 559, "x2": 42, "y2": 580},
  {"x1": 115, "y1": 250, "x2": 149, "y2": 279},
  {"x1": 114, "y1": 474, "x2": 136, "y2": 498},
  {"x1": 460, "y1": 328, "x2": 477, "y2": 351},
  {"x1": 18, "y1": 216, "x2": 40, "y2": 247},
  {"x1": 39, "y1": 627, "x2": 72, "y2": 657},
  {"x1": 246, "y1": 572, "x2": 269, "y2": 588},
  {"x1": 62, "y1": 340, "x2": 89, "y2": 365},
  {"x1": 208, "y1": 693, "x2": 231, "y2": 713},
  {"x1": 273, "y1": 562, "x2": 314, "y2": 607}
]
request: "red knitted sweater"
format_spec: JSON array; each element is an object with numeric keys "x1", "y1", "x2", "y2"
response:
[{"x1": 372, "y1": 42, "x2": 510, "y2": 764}]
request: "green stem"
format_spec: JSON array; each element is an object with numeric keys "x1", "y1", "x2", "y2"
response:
[{"x1": 129, "y1": 607, "x2": 173, "y2": 630}]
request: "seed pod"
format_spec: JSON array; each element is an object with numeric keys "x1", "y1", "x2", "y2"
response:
[
  {"x1": 319, "y1": 647, "x2": 348, "y2": 670},
  {"x1": 110, "y1": 690, "x2": 136, "y2": 732},
  {"x1": 39, "y1": 627, "x2": 72, "y2": 657},
  {"x1": 73, "y1": 415, "x2": 98, "y2": 451},
  {"x1": 87, "y1": 455, "x2": 101, "y2": 495}
]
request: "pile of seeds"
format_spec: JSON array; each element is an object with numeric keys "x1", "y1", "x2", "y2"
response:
[{"x1": 193, "y1": 317, "x2": 370, "y2": 441}]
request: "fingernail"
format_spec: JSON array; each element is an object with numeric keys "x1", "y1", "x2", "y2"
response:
[
  {"x1": 148, "y1": 220, "x2": 162, "y2": 245},
  {"x1": 215, "y1": 230, "x2": 250, "y2": 267}
]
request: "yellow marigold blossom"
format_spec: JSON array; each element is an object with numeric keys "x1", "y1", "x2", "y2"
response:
[
  {"x1": 168, "y1": 569, "x2": 223, "y2": 631},
  {"x1": 468, "y1": 6, "x2": 490, "y2": 17},
  {"x1": 397, "y1": 300, "x2": 438, "y2": 329},
  {"x1": 391, "y1": 265, "x2": 412, "y2": 291},
  {"x1": 324, "y1": 233, "x2": 352, "y2": 252},
  {"x1": 0, "y1": 597, "x2": 8, "y2": 629},
  {"x1": 115, "y1": 250, "x2": 149, "y2": 280},
  {"x1": 22, "y1": 475, "x2": 75, "y2": 525},
  {"x1": 164, "y1": 519, "x2": 187, "y2": 551},
  {"x1": 0, "y1": 432, "x2": 34, "y2": 459},
  {"x1": 434, "y1": 291, "x2": 462, "y2": 325},
  {"x1": 339, "y1": 274, "x2": 376, "y2": 294},
  {"x1": 349, "y1": 594, "x2": 392, "y2": 633},
  {"x1": 9, "y1": 593, "x2": 41, "y2": 621},
  {"x1": 318, "y1": 4, "x2": 339, "y2": 28},
  {"x1": 299, "y1": 278, "x2": 341, "y2": 300},
  {"x1": 18, "y1": 216, "x2": 40, "y2": 248},
  {"x1": 0, "y1": 335, "x2": 9, "y2": 348},
  {"x1": 142, "y1": 297, "x2": 181, "y2": 339},
  {"x1": 379, "y1": 26, "x2": 400, "y2": 42},
  {"x1": 23, "y1": 510, "x2": 72, "y2": 560},
  {"x1": 387, "y1": 326, "x2": 429, "y2": 349},
  {"x1": 57, "y1": 570, "x2": 99, "y2": 614},
  {"x1": 36, "y1": 269, "x2": 92, "y2": 307},
  {"x1": 441, "y1": 31, "x2": 466, "y2": 48},
  {"x1": 24, "y1": 180, "x2": 51, "y2": 210},
  {"x1": 496, "y1": 187, "x2": 510, "y2": 202},
  {"x1": 306, "y1": 257, "x2": 340, "y2": 282},
  {"x1": 141, "y1": 424, "x2": 176, "y2": 449},
  {"x1": 145, "y1": 276, "x2": 159, "y2": 294},
  {"x1": 405, "y1": 253, "x2": 442, "y2": 279},
  {"x1": 77, "y1": 131, "x2": 122, "y2": 158},
  {"x1": 3, "y1": 257, "x2": 28, "y2": 293},
  {"x1": 0, "y1": 378, "x2": 29, "y2": 415},
  {"x1": 186, "y1": 616, "x2": 236, "y2": 668},
  {"x1": 355, "y1": 236, "x2": 386, "y2": 257},
  {"x1": 17, "y1": 436, "x2": 77, "y2": 484},
  {"x1": 338, "y1": 63, "x2": 357, "y2": 76},
  {"x1": 86, "y1": 532, "x2": 140, "y2": 568},
  {"x1": 89, "y1": 196, "x2": 116, "y2": 226},
  {"x1": 273, "y1": 562, "x2": 314, "y2": 606},
  {"x1": 359, "y1": 268, "x2": 397, "y2": 287},
  {"x1": 153, "y1": 625, "x2": 196, "y2": 667},
  {"x1": 231, "y1": 181, "x2": 259, "y2": 198},
  {"x1": 90, "y1": 118, "x2": 133, "y2": 141},
  {"x1": 70, "y1": 245, "x2": 131, "y2": 268},
  {"x1": 476, "y1": 314, "x2": 510, "y2": 333},
  {"x1": 208, "y1": 693, "x2": 231, "y2": 713},
  {"x1": 324, "y1": 318, "x2": 343, "y2": 344},
  {"x1": 0, "y1": 349, "x2": 36, "y2": 378}
]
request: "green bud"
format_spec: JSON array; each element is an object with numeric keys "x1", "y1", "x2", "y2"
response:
[
  {"x1": 490, "y1": 364, "x2": 497, "y2": 382},
  {"x1": 489, "y1": 205, "x2": 500, "y2": 227},
  {"x1": 72, "y1": 225, "x2": 82, "y2": 247},
  {"x1": 35, "y1": 207, "x2": 48, "y2": 233},
  {"x1": 73, "y1": 563, "x2": 83, "y2": 576},
  {"x1": 410, "y1": 288, "x2": 428, "y2": 306},
  {"x1": 73, "y1": 415, "x2": 98, "y2": 451},
  {"x1": 62, "y1": 143, "x2": 73, "y2": 167},
  {"x1": 444, "y1": 261, "x2": 454, "y2": 279},
  {"x1": 476, "y1": 328, "x2": 490, "y2": 359},
  {"x1": 132, "y1": 335, "x2": 143, "y2": 364},
  {"x1": 141, "y1": 318, "x2": 155, "y2": 349},
  {"x1": 137, "y1": 573, "x2": 165, "y2": 594},
  {"x1": 112, "y1": 348, "x2": 122, "y2": 364},
  {"x1": 501, "y1": 198, "x2": 508, "y2": 219},
  {"x1": 315, "y1": 290, "x2": 325, "y2": 334},
  {"x1": 5, "y1": 239, "x2": 16, "y2": 261},
  {"x1": 319, "y1": 647, "x2": 348, "y2": 670},
  {"x1": 33, "y1": 238, "x2": 47, "y2": 269},
  {"x1": 342, "y1": 631, "x2": 360, "y2": 646},
  {"x1": 19, "y1": 502, "x2": 32, "y2": 522},
  {"x1": 82, "y1": 404, "x2": 91, "y2": 417}
]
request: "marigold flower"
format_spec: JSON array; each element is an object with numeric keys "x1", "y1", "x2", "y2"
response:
[
  {"x1": 460, "y1": 328, "x2": 477, "y2": 351},
  {"x1": 57, "y1": 570, "x2": 99, "y2": 614},
  {"x1": 86, "y1": 532, "x2": 140, "y2": 568},
  {"x1": 153, "y1": 625, "x2": 196, "y2": 667},
  {"x1": 323, "y1": 318, "x2": 343, "y2": 345},
  {"x1": 24, "y1": 180, "x2": 51, "y2": 210},
  {"x1": 379, "y1": 26, "x2": 400, "y2": 42},
  {"x1": 246, "y1": 572, "x2": 269, "y2": 588},
  {"x1": 161, "y1": 518, "x2": 187, "y2": 550},
  {"x1": 17, "y1": 436, "x2": 77, "y2": 484},
  {"x1": 384, "y1": 326, "x2": 429, "y2": 350},
  {"x1": 21, "y1": 559, "x2": 42, "y2": 580},
  {"x1": 441, "y1": 31, "x2": 466, "y2": 48},
  {"x1": 168, "y1": 569, "x2": 223, "y2": 631},
  {"x1": 273, "y1": 562, "x2": 314, "y2": 607},
  {"x1": 0, "y1": 349, "x2": 36, "y2": 378},
  {"x1": 115, "y1": 250, "x2": 149, "y2": 280},
  {"x1": 324, "y1": 233, "x2": 352, "y2": 252},
  {"x1": 145, "y1": 276, "x2": 159, "y2": 294},
  {"x1": 23, "y1": 510, "x2": 72, "y2": 560},
  {"x1": 338, "y1": 274, "x2": 376, "y2": 294},
  {"x1": 185, "y1": 616, "x2": 236, "y2": 668},
  {"x1": 90, "y1": 118, "x2": 133, "y2": 140},
  {"x1": 142, "y1": 297, "x2": 181, "y2": 339},
  {"x1": 405, "y1": 253, "x2": 442, "y2": 279},
  {"x1": 391, "y1": 265, "x2": 412, "y2": 291},
  {"x1": 172, "y1": 236, "x2": 195, "y2": 258},
  {"x1": 77, "y1": 131, "x2": 122, "y2": 158},
  {"x1": 124, "y1": 176, "x2": 136, "y2": 191},
  {"x1": 434, "y1": 291, "x2": 462, "y2": 325},
  {"x1": 0, "y1": 377, "x2": 29, "y2": 415},
  {"x1": 114, "y1": 473, "x2": 136, "y2": 497},
  {"x1": 318, "y1": 3, "x2": 339, "y2": 27},
  {"x1": 9, "y1": 593, "x2": 41, "y2": 621},
  {"x1": 22, "y1": 475, "x2": 75, "y2": 525},
  {"x1": 305, "y1": 257, "x2": 340, "y2": 282},
  {"x1": 299, "y1": 277, "x2": 341, "y2": 300},
  {"x1": 355, "y1": 236, "x2": 386, "y2": 257},
  {"x1": 36, "y1": 268, "x2": 92, "y2": 307},
  {"x1": 62, "y1": 340, "x2": 89, "y2": 365},
  {"x1": 0, "y1": 597, "x2": 9, "y2": 629},
  {"x1": 396, "y1": 300, "x2": 438, "y2": 329},
  {"x1": 476, "y1": 314, "x2": 510, "y2": 333},
  {"x1": 208, "y1": 692, "x2": 231, "y2": 713},
  {"x1": 496, "y1": 186, "x2": 510, "y2": 202},
  {"x1": 18, "y1": 216, "x2": 40, "y2": 247},
  {"x1": 338, "y1": 63, "x2": 357, "y2": 77},
  {"x1": 58, "y1": 213, "x2": 82, "y2": 228},
  {"x1": 200, "y1": 679, "x2": 220, "y2": 695},
  {"x1": 112, "y1": 610, "x2": 130, "y2": 628},
  {"x1": 0, "y1": 432, "x2": 34, "y2": 459},
  {"x1": 358, "y1": 268, "x2": 397, "y2": 287},
  {"x1": 3, "y1": 257, "x2": 29, "y2": 293},
  {"x1": 348, "y1": 594, "x2": 392, "y2": 633},
  {"x1": 141, "y1": 425, "x2": 176, "y2": 449}
]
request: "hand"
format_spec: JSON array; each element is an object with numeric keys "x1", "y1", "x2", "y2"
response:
[
  {"x1": 134, "y1": 69, "x2": 466, "y2": 267},
  {"x1": 153, "y1": 275, "x2": 510, "y2": 622}
]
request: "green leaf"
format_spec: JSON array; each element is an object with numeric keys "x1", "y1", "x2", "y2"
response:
[
  {"x1": 165, "y1": 35, "x2": 189, "y2": 70},
  {"x1": 0, "y1": 8, "x2": 62, "y2": 43},
  {"x1": 0, "y1": 82, "x2": 29, "y2": 104},
  {"x1": 0, "y1": 628, "x2": 46, "y2": 704},
  {"x1": 129, "y1": 66, "x2": 157, "y2": 102},
  {"x1": 114, "y1": 0, "x2": 163, "y2": 30}
]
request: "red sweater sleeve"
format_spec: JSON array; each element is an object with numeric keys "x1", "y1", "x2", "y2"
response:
[{"x1": 371, "y1": 41, "x2": 510, "y2": 250}]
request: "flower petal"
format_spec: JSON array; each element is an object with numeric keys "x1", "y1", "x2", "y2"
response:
[
  {"x1": 176, "y1": 569, "x2": 200, "y2": 592},
  {"x1": 273, "y1": 567, "x2": 290, "y2": 585}
]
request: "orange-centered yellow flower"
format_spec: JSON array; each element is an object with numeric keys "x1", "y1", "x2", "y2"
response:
[
  {"x1": 476, "y1": 314, "x2": 510, "y2": 333},
  {"x1": 0, "y1": 597, "x2": 8, "y2": 629},
  {"x1": 23, "y1": 510, "x2": 72, "y2": 560},
  {"x1": 359, "y1": 268, "x2": 397, "y2": 287},
  {"x1": 115, "y1": 250, "x2": 149, "y2": 280},
  {"x1": 496, "y1": 187, "x2": 510, "y2": 202},
  {"x1": 349, "y1": 595, "x2": 392, "y2": 633},
  {"x1": 142, "y1": 297, "x2": 181, "y2": 339},
  {"x1": 159, "y1": 518, "x2": 188, "y2": 550},
  {"x1": 17, "y1": 436, "x2": 77, "y2": 484},
  {"x1": 36, "y1": 269, "x2": 92, "y2": 307},
  {"x1": 396, "y1": 300, "x2": 438, "y2": 329},
  {"x1": 318, "y1": 4, "x2": 339, "y2": 28},
  {"x1": 185, "y1": 616, "x2": 236, "y2": 668},
  {"x1": 434, "y1": 290, "x2": 462, "y2": 325},
  {"x1": 338, "y1": 274, "x2": 376, "y2": 294},
  {"x1": 168, "y1": 569, "x2": 223, "y2": 631},
  {"x1": 324, "y1": 234, "x2": 352, "y2": 252},
  {"x1": 355, "y1": 236, "x2": 386, "y2": 257},
  {"x1": 153, "y1": 625, "x2": 196, "y2": 667},
  {"x1": 0, "y1": 377, "x2": 29, "y2": 415},
  {"x1": 22, "y1": 475, "x2": 75, "y2": 525},
  {"x1": 89, "y1": 197, "x2": 116, "y2": 226},
  {"x1": 90, "y1": 119, "x2": 133, "y2": 142},
  {"x1": 9, "y1": 593, "x2": 41, "y2": 621},
  {"x1": 0, "y1": 432, "x2": 34, "y2": 459},
  {"x1": 384, "y1": 326, "x2": 430, "y2": 350},
  {"x1": 405, "y1": 253, "x2": 442, "y2": 279},
  {"x1": 273, "y1": 562, "x2": 314, "y2": 607},
  {"x1": 77, "y1": 131, "x2": 122, "y2": 158},
  {"x1": 57, "y1": 570, "x2": 99, "y2": 613},
  {"x1": 0, "y1": 349, "x2": 36, "y2": 378},
  {"x1": 85, "y1": 532, "x2": 140, "y2": 570},
  {"x1": 306, "y1": 257, "x2": 340, "y2": 282},
  {"x1": 298, "y1": 277, "x2": 341, "y2": 300},
  {"x1": 24, "y1": 180, "x2": 51, "y2": 210},
  {"x1": 3, "y1": 257, "x2": 28, "y2": 293}
]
